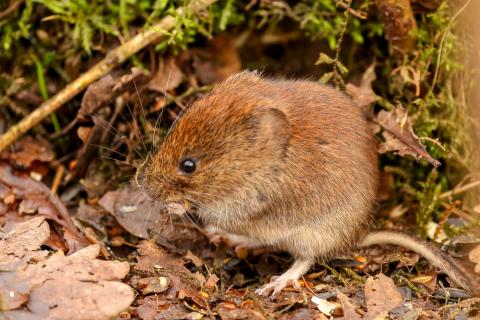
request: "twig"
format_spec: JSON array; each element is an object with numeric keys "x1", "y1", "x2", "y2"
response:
[
  {"x1": 0, "y1": 0, "x2": 24, "y2": 21},
  {"x1": 440, "y1": 178, "x2": 480, "y2": 199},
  {"x1": 332, "y1": 0, "x2": 352, "y2": 89},
  {"x1": 430, "y1": 0, "x2": 473, "y2": 91},
  {"x1": 0, "y1": 0, "x2": 218, "y2": 152},
  {"x1": 50, "y1": 164, "x2": 65, "y2": 194}
]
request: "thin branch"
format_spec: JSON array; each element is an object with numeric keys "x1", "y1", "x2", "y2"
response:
[
  {"x1": 0, "y1": 0, "x2": 217, "y2": 152},
  {"x1": 0, "y1": 0, "x2": 24, "y2": 21},
  {"x1": 440, "y1": 178, "x2": 480, "y2": 199}
]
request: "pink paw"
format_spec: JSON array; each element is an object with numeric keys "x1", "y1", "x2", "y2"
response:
[{"x1": 255, "y1": 276, "x2": 300, "y2": 297}]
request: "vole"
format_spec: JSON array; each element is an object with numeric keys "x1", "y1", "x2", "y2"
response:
[{"x1": 137, "y1": 71, "x2": 474, "y2": 296}]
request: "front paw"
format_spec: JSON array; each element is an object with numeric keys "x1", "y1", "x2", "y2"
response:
[{"x1": 255, "y1": 276, "x2": 300, "y2": 297}]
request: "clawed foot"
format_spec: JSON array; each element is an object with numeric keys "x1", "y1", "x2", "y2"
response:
[
  {"x1": 255, "y1": 257, "x2": 315, "y2": 297},
  {"x1": 255, "y1": 275, "x2": 301, "y2": 297}
]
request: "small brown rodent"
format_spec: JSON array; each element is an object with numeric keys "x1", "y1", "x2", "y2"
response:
[{"x1": 137, "y1": 71, "x2": 474, "y2": 296}]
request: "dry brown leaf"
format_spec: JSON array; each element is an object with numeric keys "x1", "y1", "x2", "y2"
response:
[
  {"x1": 147, "y1": 57, "x2": 184, "y2": 93},
  {"x1": 0, "y1": 164, "x2": 88, "y2": 252},
  {"x1": 336, "y1": 292, "x2": 362, "y2": 320},
  {"x1": 99, "y1": 184, "x2": 165, "y2": 239},
  {"x1": 189, "y1": 35, "x2": 242, "y2": 84},
  {"x1": 134, "y1": 241, "x2": 207, "y2": 310},
  {"x1": 0, "y1": 217, "x2": 134, "y2": 318},
  {"x1": 99, "y1": 184, "x2": 207, "y2": 252},
  {"x1": 345, "y1": 62, "x2": 377, "y2": 113},
  {"x1": 0, "y1": 136, "x2": 54, "y2": 168},
  {"x1": 363, "y1": 274, "x2": 403, "y2": 320},
  {"x1": 215, "y1": 301, "x2": 266, "y2": 320},
  {"x1": 374, "y1": 105, "x2": 441, "y2": 167},
  {"x1": 79, "y1": 67, "x2": 149, "y2": 120}
]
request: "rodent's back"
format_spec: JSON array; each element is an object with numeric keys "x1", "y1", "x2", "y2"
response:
[
  {"x1": 202, "y1": 75, "x2": 379, "y2": 257},
  {"x1": 257, "y1": 79, "x2": 379, "y2": 256},
  {"x1": 142, "y1": 72, "x2": 378, "y2": 258}
]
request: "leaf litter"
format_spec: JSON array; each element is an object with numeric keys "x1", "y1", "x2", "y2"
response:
[{"x1": 0, "y1": 217, "x2": 134, "y2": 319}]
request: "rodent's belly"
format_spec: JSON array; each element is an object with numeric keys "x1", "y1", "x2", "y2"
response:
[{"x1": 198, "y1": 199, "x2": 369, "y2": 258}]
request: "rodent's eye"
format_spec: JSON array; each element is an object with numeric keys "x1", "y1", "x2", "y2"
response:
[{"x1": 179, "y1": 158, "x2": 196, "y2": 174}]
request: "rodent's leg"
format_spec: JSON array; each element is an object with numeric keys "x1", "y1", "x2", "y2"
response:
[
  {"x1": 255, "y1": 257, "x2": 315, "y2": 297},
  {"x1": 205, "y1": 225, "x2": 264, "y2": 249}
]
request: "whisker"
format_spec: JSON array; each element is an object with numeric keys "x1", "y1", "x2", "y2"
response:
[
  {"x1": 92, "y1": 113, "x2": 144, "y2": 160},
  {"x1": 152, "y1": 68, "x2": 172, "y2": 153},
  {"x1": 125, "y1": 101, "x2": 148, "y2": 154},
  {"x1": 133, "y1": 80, "x2": 149, "y2": 152},
  {"x1": 90, "y1": 143, "x2": 128, "y2": 159},
  {"x1": 100, "y1": 156, "x2": 136, "y2": 167}
]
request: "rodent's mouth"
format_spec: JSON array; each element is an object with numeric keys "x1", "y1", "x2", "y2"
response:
[{"x1": 165, "y1": 200, "x2": 190, "y2": 215}]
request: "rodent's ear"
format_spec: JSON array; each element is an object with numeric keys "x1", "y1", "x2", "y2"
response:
[{"x1": 247, "y1": 107, "x2": 291, "y2": 154}]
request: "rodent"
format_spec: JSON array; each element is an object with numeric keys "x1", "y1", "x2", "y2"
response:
[{"x1": 137, "y1": 71, "x2": 475, "y2": 296}]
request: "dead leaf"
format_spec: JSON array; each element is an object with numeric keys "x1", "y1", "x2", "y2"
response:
[
  {"x1": 336, "y1": 292, "x2": 361, "y2": 320},
  {"x1": 134, "y1": 241, "x2": 207, "y2": 310},
  {"x1": 374, "y1": 105, "x2": 441, "y2": 167},
  {"x1": 311, "y1": 296, "x2": 337, "y2": 316},
  {"x1": 189, "y1": 35, "x2": 242, "y2": 84},
  {"x1": 279, "y1": 308, "x2": 326, "y2": 320},
  {"x1": 215, "y1": 301, "x2": 266, "y2": 320},
  {"x1": 363, "y1": 274, "x2": 403, "y2": 320},
  {"x1": 99, "y1": 184, "x2": 207, "y2": 252},
  {"x1": 346, "y1": 62, "x2": 377, "y2": 113},
  {"x1": 99, "y1": 184, "x2": 165, "y2": 239},
  {"x1": 147, "y1": 57, "x2": 184, "y2": 93},
  {"x1": 0, "y1": 136, "x2": 54, "y2": 168},
  {"x1": 79, "y1": 67, "x2": 149, "y2": 120},
  {"x1": 0, "y1": 164, "x2": 88, "y2": 252},
  {"x1": 76, "y1": 126, "x2": 93, "y2": 144},
  {"x1": 0, "y1": 217, "x2": 134, "y2": 318},
  {"x1": 138, "y1": 276, "x2": 171, "y2": 295}
]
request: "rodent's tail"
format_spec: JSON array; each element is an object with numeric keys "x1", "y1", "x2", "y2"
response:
[{"x1": 359, "y1": 231, "x2": 476, "y2": 294}]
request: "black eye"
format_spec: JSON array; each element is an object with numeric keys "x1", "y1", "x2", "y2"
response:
[{"x1": 179, "y1": 158, "x2": 196, "y2": 174}]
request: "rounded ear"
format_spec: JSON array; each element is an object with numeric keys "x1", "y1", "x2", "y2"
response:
[{"x1": 246, "y1": 107, "x2": 291, "y2": 155}]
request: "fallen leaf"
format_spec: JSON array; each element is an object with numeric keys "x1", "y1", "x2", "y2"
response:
[
  {"x1": 99, "y1": 184, "x2": 207, "y2": 252},
  {"x1": 99, "y1": 184, "x2": 165, "y2": 239},
  {"x1": 79, "y1": 67, "x2": 149, "y2": 120},
  {"x1": 147, "y1": 57, "x2": 184, "y2": 93},
  {"x1": 0, "y1": 217, "x2": 134, "y2": 318},
  {"x1": 374, "y1": 105, "x2": 441, "y2": 167},
  {"x1": 363, "y1": 274, "x2": 403, "y2": 320},
  {"x1": 76, "y1": 126, "x2": 93, "y2": 144},
  {"x1": 336, "y1": 292, "x2": 362, "y2": 320},
  {"x1": 279, "y1": 308, "x2": 326, "y2": 320},
  {"x1": 346, "y1": 62, "x2": 377, "y2": 113},
  {"x1": 188, "y1": 35, "x2": 242, "y2": 85},
  {"x1": 0, "y1": 164, "x2": 88, "y2": 252},
  {"x1": 311, "y1": 296, "x2": 337, "y2": 316},
  {"x1": 0, "y1": 136, "x2": 54, "y2": 168},
  {"x1": 215, "y1": 301, "x2": 266, "y2": 320},
  {"x1": 134, "y1": 241, "x2": 207, "y2": 310},
  {"x1": 138, "y1": 276, "x2": 171, "y2": 295}
]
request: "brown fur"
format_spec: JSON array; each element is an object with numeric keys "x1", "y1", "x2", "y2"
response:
[
  {"x1": 139, "y1": 71, "x2": 475, "y2": 294},
  {"x1": 141, "y1": 71, "x2": 378, "y2": 260}
]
